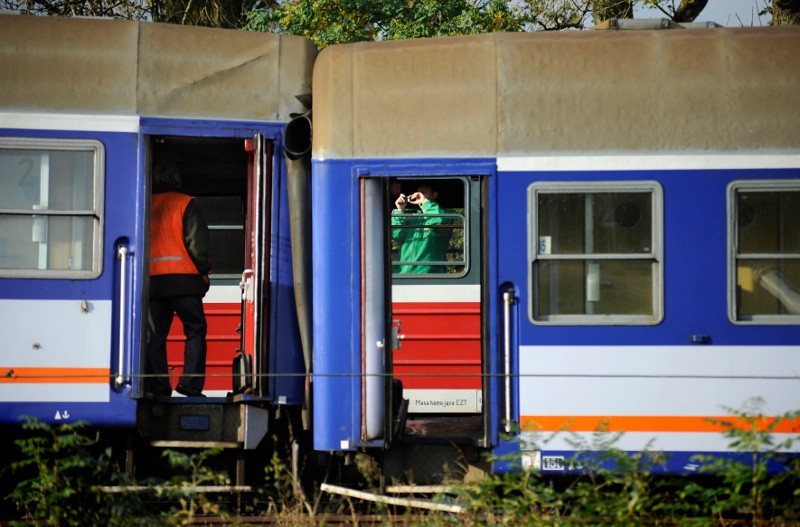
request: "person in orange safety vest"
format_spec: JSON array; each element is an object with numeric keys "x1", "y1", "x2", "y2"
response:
[{"x1": 145, "y1": 161, "x2": 210, "y2": 398}]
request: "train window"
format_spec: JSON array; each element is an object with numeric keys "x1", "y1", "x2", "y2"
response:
[
  {"x1": 0, "y1": 139, "x2": 102, "y2": 278},
  {"x1": 729, "y1": 181, "x2": 800, "y2": 324},
  {"x1": 192, "y1": 196, "x2": 244, "y2": 280},
  {"x1": 390, "y1": 178, "x2": 467, "y2": 277},
  {"x1": 529, "y1": 182, "x2": 663, "y2": 325}
]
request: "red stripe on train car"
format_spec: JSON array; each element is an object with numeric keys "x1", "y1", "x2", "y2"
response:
[
  {"x1": 392, "y1": 300, "x2": 482, "y2": 392},
  {"x1": 166, "y1": 302, "x2": 240, "y2": 391}
]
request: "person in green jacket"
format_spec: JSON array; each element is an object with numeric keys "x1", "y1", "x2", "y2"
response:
[{"x1": 391, "y1": 183, "x2": 451, "y2": 274}]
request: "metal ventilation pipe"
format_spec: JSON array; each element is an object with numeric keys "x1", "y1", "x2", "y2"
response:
[{"x1": 285, "y1": 111, "x2": 313, "y2": 429}]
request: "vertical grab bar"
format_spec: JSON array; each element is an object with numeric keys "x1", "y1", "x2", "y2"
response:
[
  {"x1": 503, "y1": 287, "x2": 516, "y2": 433},
  {"x1": 115, "y1": 244, "x2": 129, "y2": 388}
]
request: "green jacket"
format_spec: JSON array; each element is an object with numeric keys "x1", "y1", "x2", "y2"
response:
[{"x1": 391, "y1": 200, "x2": 451, "y2": 274}]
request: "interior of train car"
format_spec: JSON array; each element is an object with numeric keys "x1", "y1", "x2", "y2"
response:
[
  {"x1": 387, "y1": 176, "x2": 487, "y2": 448},
  {"x1": 148, "y1": 136, "x2": 250, "y2": 397}
]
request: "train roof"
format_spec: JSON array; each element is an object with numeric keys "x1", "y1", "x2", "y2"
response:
[
  {"x1": 0, "y1": 14, "x2": 316, "y2": 123},
  {"x1": 312, "y1": 28, "x2": 800, "y2": 159}
]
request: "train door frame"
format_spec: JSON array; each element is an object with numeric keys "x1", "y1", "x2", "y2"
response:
[
  {"x1": 138, "y1": 123, "x2": 275, "y2": 400},
  {"x1": 358, "y1": 163, "x2": 495, "y2": 450},
  {"x1": 241, "y1": 135, "x2": 273, "y2": 397}
]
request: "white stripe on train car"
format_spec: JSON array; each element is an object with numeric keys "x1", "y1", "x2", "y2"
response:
[
  {"x1": 0, "y1": 112, "x2": 140, "y2": 133},
  {"x1": 204, "y1": 285, "x2": 243, "y2": 304},
  {"x1": 0, "y1": 299, "x2": 113, "y2": 368},
  {"x1": 518, "y1": 345, "x2": 800, "y2": 452},
  {"x1": 0, "y1": 384, "x2": 110, "y2": 403},
  {"x1": 521, "y1": 430, "x2": 800, "y2": 455},
  {"x1": 392, "y1": 283, "x2": 480, "y2": 303},
  {"x1": 0, "y1": 299, "x2": 113, "y2": 402},
  {"x1": 498, "y1": 153, "x2": 800, "y2": 172}
]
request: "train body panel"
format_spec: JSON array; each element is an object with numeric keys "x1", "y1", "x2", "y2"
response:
[
  {"x1": 310, "y1": 28, "x2": 800, "y2": 475},
  {"x1": 310, "y1": 160, "x2": 363, "y2": 450},
  {"x1": 0, "y1": 16, "x2": 314, "y2": 441},
  {"x1": 393, "y1": 284, "x2": 482, "y2": 413},
  {"x1": 495, "y1": 155, "x2": 800, "y2": 472},
  {"x1": 3, "y1": 13, "x2": 800, "y2": 483},
  {"x1": 311, "y1": 159, "x2": 494, "y2": 451},
  {"x1": 0, "y1": 121, "x2": 141, "y2": 426}
]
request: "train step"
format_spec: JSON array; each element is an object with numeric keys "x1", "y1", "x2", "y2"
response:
[{"x1": 137, "y1": 397, "x2": 270, "y2": 450}]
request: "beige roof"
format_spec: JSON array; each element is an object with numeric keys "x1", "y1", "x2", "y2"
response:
[
  {"x1": 0, "y1": 15, "x2": 316, "y2": 122},
  {"x1": 312, "y1": 28, "x2": 800, "y2": 159}
]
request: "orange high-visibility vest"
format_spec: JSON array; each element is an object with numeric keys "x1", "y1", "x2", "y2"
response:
[{"x1": 149, "y1": 192, "x2": 198, "y2": 276}]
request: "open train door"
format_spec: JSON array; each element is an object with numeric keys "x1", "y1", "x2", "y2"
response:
[
  {"x1": 382, "y1": 175, "x2": 489, "y2": 482},
  {"x1": 362, "y1": 177, "x2": 389, "y2": 442},
  {"x1": 238, "y1": 135, "x2": 272, "y2": 396}
]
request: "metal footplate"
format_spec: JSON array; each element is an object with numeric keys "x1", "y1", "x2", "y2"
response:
[{"x1": 137, "y1": 396, "x2": 270, "y2": 450}]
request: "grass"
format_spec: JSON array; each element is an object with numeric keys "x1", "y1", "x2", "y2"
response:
[{"x1": 2, "y1": 401, "x2": 799, "y2": 526}]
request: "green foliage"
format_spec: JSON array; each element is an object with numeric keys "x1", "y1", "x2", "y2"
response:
[
  {"x1": 258, "y1": 448, "x2": 303, "y2": 515},
  {"x1": 6, "y1": 404, "x2": 800, "y2": 525},
  {"x1": 3, "y1": 417, "x2": 152, "y2": 527},
  {"x1": 245, "y1": 0, "x2": 524, "y2": 48},
  {"x1": 0, "y1": 0, "x2": 273, "y2": 28},
  {"x1": 243, "y1": 0, "x2": 735, "y2": 47},
  {"x1": 422, "y1": 403, "x2": 800, "y2": 526},
  {"x1": 154, "y1": 448, "x2": 231, "y2": 526},
  {"x1": 680, "y1": 401, "x2": 800, "y2": 525},
  {"x1": 520, "y1": 0, "x2": 592, "y2": 30},
  {"x1": 1, "y1": 418, "x2": 241, "y2": 527},
  {"x1": 447, "y1": 431, "x2": 668, "y2": 526}
]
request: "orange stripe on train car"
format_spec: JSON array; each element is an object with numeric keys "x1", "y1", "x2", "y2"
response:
[
  {"x1": 0, "y1": 367, "x2": 110, "y2": 384},
  {"x1": 520, "y1": 415, "x2": 800, "y2": 434}
]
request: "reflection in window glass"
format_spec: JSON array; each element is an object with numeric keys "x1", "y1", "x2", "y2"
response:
[
  {"x1": 530, "y1": 184, "x2": 661, "y2": 324},
  {"x1": 0, "y1": 143, "x2": 101, "y2": 277},
  {"x1": 733, "y1": 185, "x2": 800, "y2": 321}
]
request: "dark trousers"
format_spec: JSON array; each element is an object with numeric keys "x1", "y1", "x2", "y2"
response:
[{"x1": 146, "y1": 295, "x2": 207, "y2": 394}]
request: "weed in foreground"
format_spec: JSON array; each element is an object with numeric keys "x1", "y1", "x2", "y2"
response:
[
  {"x1": 5, "y1": 401, "x2": 800, "y2": 526},
  {"x1": 421, "y1": 401, "x2": 800, "y2": 527},
  {"x1": 3, "y1": 417, "x2": 153, "y2": 527}
]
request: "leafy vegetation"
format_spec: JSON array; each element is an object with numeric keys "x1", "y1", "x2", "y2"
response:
[
  {"x1": 423, "y1": 402, "x2": 800, "y2": 526},
  {"x1": 3, "y1": 418, "x2": 152, "y2": 527},
  {"x1": 244, "y1": 0, "x2": 794, "y2": 48},
  {"x1": 2, "y1": 404, "x2": 799, "y2": 526}
]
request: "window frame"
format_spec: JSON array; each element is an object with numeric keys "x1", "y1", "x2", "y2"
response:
[
  {"x1": 727, "y1": 179, "x2": 800, "y2": 325},
  {"x1": 192, "y1": 195, "x2": 245, "y2": 283},
  {"x1": 390, "y1": 176, "x2": 470, "y2": 279},
  {"x1": 528, "y1": 180, "x2": 664, "y2": 326},
  {"x1": 0, "y1": 137, "x2": 104, "y2": 279}
]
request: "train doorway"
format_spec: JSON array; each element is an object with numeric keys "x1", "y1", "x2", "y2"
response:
[
  {"x1": 145, "y1": 135, "x2": 269, "y2": 398},
  {"x1": 387, "y1": 176, "x2": 486, "y2": 446}
]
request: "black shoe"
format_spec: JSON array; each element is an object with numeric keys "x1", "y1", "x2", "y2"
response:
[{"x1": 176, "y1": 384, "x2": 206, "y2": 398}]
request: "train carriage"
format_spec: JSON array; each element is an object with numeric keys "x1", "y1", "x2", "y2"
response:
[
  {"x1": 310, "y1": 26, "x2": 800, "y2": 477},
  {"x1": 0, "y1": 15, "x2": 314, "y2": 459},
  {"x1": 2, "y1": 12, "x2": 800, "y2": 488}
]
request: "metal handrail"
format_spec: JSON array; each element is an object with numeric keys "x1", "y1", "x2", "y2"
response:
[{"x1": 115, "y1": 244, "x2": 130, "y2": 388}]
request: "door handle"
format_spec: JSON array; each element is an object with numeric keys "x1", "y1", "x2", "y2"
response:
[
  {"x1": 115, "y1": 244, "x2": 131, "y2": 388},
  {"x1": 502, "y1": 287, "x2": 516, "y2": 433}
]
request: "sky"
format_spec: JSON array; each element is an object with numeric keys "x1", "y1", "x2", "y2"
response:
[{"x1": 635, "y1": 0, "x2": 771, "y2": 27}]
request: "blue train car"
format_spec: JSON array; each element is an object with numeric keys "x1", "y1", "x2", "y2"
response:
[
  {"x1": 310, "y1": 26, "x2": 800, "y2": 479},
  {"x1": 0, "y1": 15, "x2": 314, "y2": 469},
  {"x1": 2, "y1": 13, "x2": 799, "y2": 488}
]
